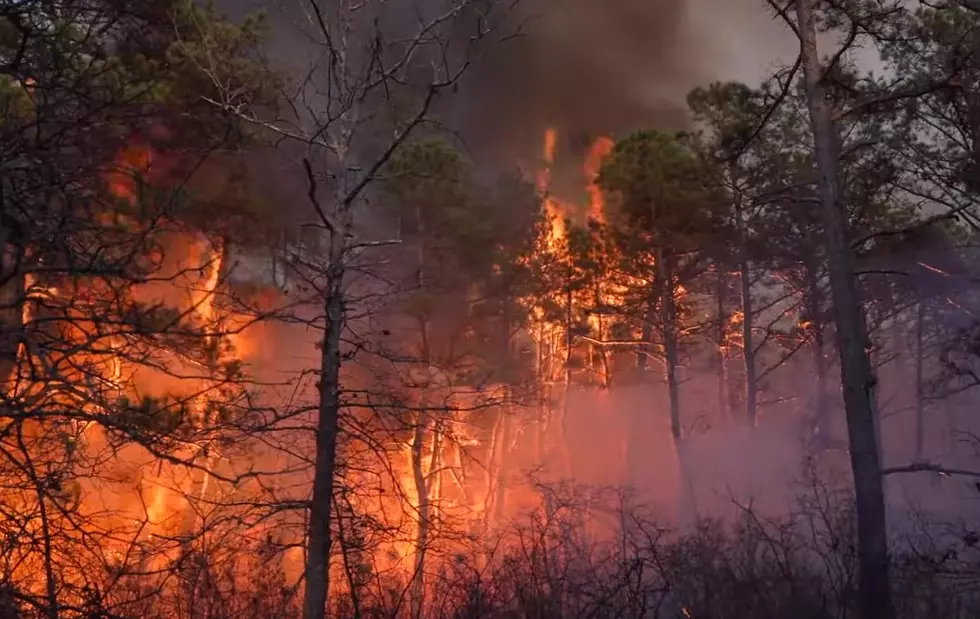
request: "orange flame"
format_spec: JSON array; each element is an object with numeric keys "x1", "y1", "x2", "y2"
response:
[
  {"x1": 107, "y1": 143, "x2": 154, "y2": 202},
  {"x1": 543, "y1": 127, "x2": 558, "y2": 165},
  {"x1": 585, "y1": 136, "x2": 614, "y2": 224},
  {"x1": 538, "y1": 128, "x2": 566, "y2": 245}
]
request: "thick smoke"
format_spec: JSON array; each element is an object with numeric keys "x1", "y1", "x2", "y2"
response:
[
  {"x1": 453, "y1": 0, "x2": 790, "y2": 163},
  {"x1": 456, "y1": 0, "x2": 702, "y2": 160},
  {"x1": 217, "y1": 0, "x2": 786, "y2": 163}
]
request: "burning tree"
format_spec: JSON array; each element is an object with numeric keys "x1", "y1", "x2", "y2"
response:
[
  {"x1": 193, "y1": 1, "x2": 526, "y2": 616},
  {"x1": 592, "y1": 130, "x2": 725, "y2": 519},
  {"x1": 0, "y1": 0, "x2": 282, "y2": 614}
]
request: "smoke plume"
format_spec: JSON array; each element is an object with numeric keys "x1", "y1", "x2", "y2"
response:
[
  {"x1": 453, "y1": 0, "x2": 787, "y2": 162},
  {"x1": 457, "y1": 0, "x2": 701, "y2": 160},
  {"x1": 217, "y1": 0, "x2": 785, "y2": 163}
]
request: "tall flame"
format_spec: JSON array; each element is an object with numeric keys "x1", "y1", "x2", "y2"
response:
[
  {"x1": 585, "y1": 137, "x2": 614, "y2": 224},
  {"x1": 538, "y1": 128, "x2": 566, "y2": 245}
]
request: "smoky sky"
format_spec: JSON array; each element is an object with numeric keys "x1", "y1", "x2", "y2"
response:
[
  {"x1": 454, "y1": 0, "x2": 707, "y2": 162},
  {"x1": 214, "y1": 0, "x2": 777, "y2": 165}
]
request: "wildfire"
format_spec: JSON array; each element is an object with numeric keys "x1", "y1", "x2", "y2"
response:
[
  {"x1": 538, "y1": 127, "x2": 567, "y2": 245},
  {"x1": 536, "y1": 128, "x2": 614, "y2": 244},
  {"x1": 107, "y1": 142, "x2": 154, "y2": 203},
  {"x1": 88, "y1": 140, "x2": 266, "y2": 554},
  {"x1": 530, "y1": 128, "x2": 624, "y2": 390},
  {"x1": 3, "y1": 122, "x2": 644, "y2": 612},
  {"x1": 585, "y1": 136, "x2": 614, "y2": 224}
]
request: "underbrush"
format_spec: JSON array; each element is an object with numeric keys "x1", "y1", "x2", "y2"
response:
[{"x1": 4, "y1": 479, "x2": 980, "y2": 618}]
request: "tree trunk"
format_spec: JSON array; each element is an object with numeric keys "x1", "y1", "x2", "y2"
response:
[
  {"x1": 715, "y1": 270, "x2": 731, "y2": 421},
  {"x1": 914, "y1": 300, "x2": 925, "y2": 462},
  {"x1": 654, "y1": 250, "x2": 681, "y2": 441},
  {"x1": 627, "y1": 288, "x2": 657, "y2": 490},
  {"x1": 410, "y1": 202, "x2": 434, "y2": 617},
  {"x1": 182, "y1": 237, "x2": 227, "y2": 538},
  {"x1": 334, "y1": 498, "x2": 364, "y2": 619},
  {"x1": 493, "y1": 305, "x2": 514, "y2": 524},
  {"x1": 410, "y1": 410, "x2": 431, "y2": 619},
  {"x1": 0, "y1": 226, "x2": 23, "y2": 381},
  {"x1": 557, "y1": 271, "x2": 574, "y2": 477},
  {"x1": 636, "y1": 305, "x2": 654, "y2": 374},
  {"x1": 734, "y1": 192, "x2": 757, "y2": 427},
  {"x1": 662, "y1": 264, "x2": 681, "y2": 446},
  {"x1": 806, "y1": 263, "x2": 830, "y2": 442},
  {"x1": 302, "y1": 229, "x2": 347, "y2": 619},
  {"x1": 591, "y1": 282, "x2": 612, "y2": 389},
  {"x1": 658, "y1": 249, "x2": 696, "y2": 522},
  {"x1": 492, "y1": 408, "x2": 512, "y2": 523},
  {"x1": 795, "y1": 2, "x2": 895, "y2": 617}
]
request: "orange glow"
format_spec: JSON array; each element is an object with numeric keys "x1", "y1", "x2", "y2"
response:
[
  {"x1": 585, "y1": 136, "x2": 614, "y2": 224},
  {"x1": 192, "y1": 238, "x2": 224, "y2": 332},
  {"x1": 107, "y1": 143, "x2": 153, "y2": 202},
  {"x1": 543, "y1": 127, "x2": 558, "y2": 164},
  {"x1": 529, "y1": 128, "x2": 627, "y2": 390},
  {"x1": 6, "y1": 123, "x2": 678, "y2": 611},
  {"x1": 537, "y1": 128, "x2": 567, "y2": 246}
]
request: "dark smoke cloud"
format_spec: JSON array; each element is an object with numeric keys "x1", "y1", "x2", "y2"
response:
[
  {"x1": 214, "y1": 0, "x2": 778, "y2": 165},
  {"x1": 455, "y1": 0, "x2": 706, "y2": 161}
]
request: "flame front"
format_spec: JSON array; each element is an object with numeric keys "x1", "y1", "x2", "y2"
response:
[{"x1": 2, "y1": 125, "x2": 666, "y2": 612}]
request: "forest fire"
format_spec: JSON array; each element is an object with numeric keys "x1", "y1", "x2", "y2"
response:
[
  {"x1": 0, "y1": 137, "x2": 281, "y2": 577},
  {"x1": 14, "y1": 2, "x2": 980, "y2": 617},
  {"x1": 0, "y1": 117, "x2": 691, "y2": 615},
  {"x1": 537, "y1": 127, "x2": 567, "y2": 245},
  {"x1": 585, "y1": 136, "x2": 615, "y2": 224}
]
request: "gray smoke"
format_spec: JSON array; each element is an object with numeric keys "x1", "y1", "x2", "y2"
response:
[
  {"x1": 214, "y1": 0, "x2": 784, "y2": 164},
  {"x1": 452, "y1": 0, "x2": 788, "y2": 163},
  {"x1": 456, "y1": 0, "x2": 702, "y2": 161}
]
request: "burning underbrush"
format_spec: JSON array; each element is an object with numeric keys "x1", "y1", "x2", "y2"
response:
[{"x1": 70, "y1": 476, "x2": 980, "y2": 619}]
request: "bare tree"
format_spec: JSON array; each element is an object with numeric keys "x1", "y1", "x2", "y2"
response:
[{"x1": 198, "y1": 1, "x2": 521, "y2": 616}]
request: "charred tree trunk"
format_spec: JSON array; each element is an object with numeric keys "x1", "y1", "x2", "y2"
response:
[
  {"x1": 658, "y1": 249, "x2": 695, "y2": 521},
  {"x1": 636, "y1": 304, "x2": 654, "y2": 375},
  {"x1": 0, "y1": 220, "x2": 23, "y2": 381},
  {"x1": 410, "y1": 409, "x2": 431, "y2": 619},
  {"x1": 492, "y1": 306, "x2": 515, "y2": 524},
  {"x1": 715, "y1": 270, "x2": 731, "y2": 421},
  {"x1": 795, "y1": 2, "x2": 894, "y2": 617},
  {"x1": 653, "y1": 248, "x2": 681, "y2": 443},
  {"x1": 410, "y1": 202, "x2": 434, "y2": 618},
  {"x1": 302, "y1": 228, "x2": 347, "y2": 619},
  {"x1": 734, "y1": 191, "x2": 757, "y2": 427},
  {"x1": 557, "y1": 267, "x2": 574, "y2": 477},
  {"x1": 915, "y1": 300, "x2": 926, "y2": 462},
  {"x1": 806, "y1": 262, "x2": 830, "y2": 442}
]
